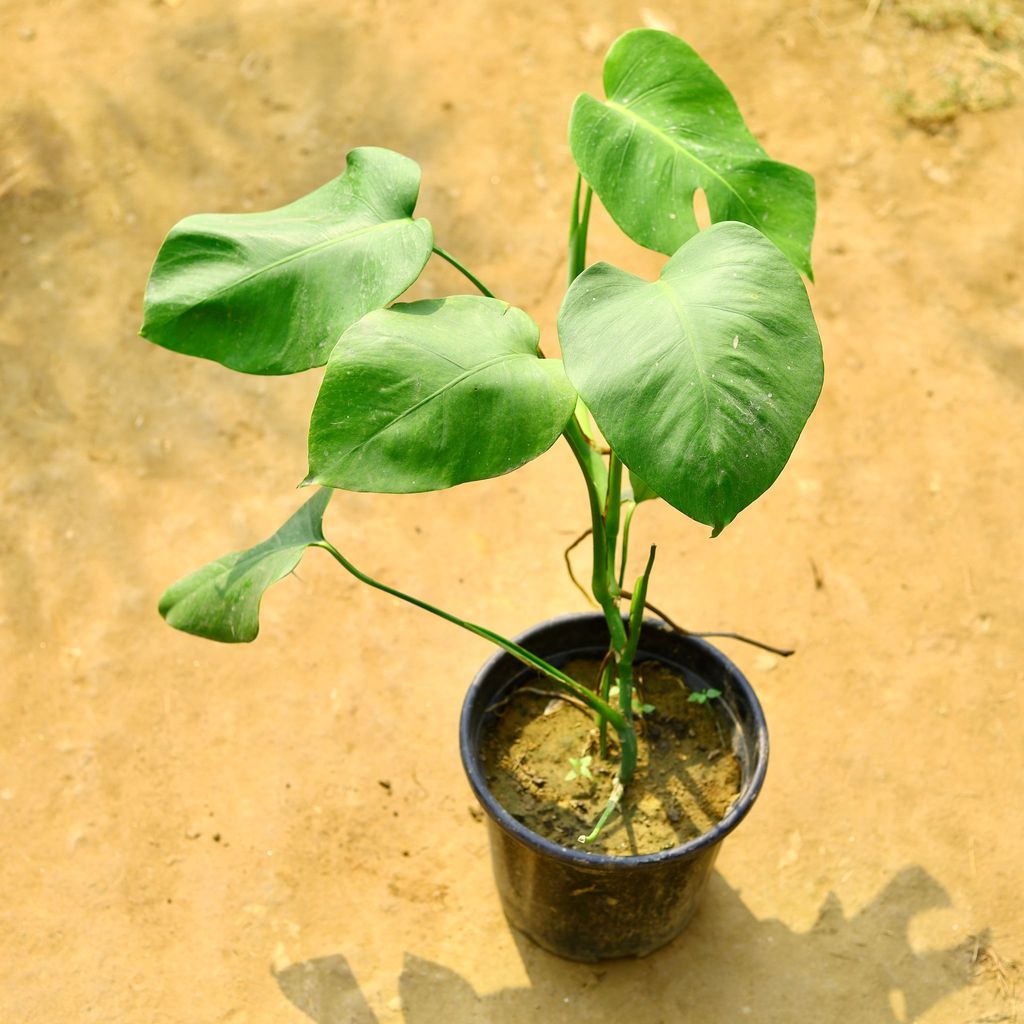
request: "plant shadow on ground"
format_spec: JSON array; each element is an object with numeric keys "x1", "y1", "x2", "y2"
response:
[{"x1": 274, "y1": 866, "x2": 985, "y2": 1023}]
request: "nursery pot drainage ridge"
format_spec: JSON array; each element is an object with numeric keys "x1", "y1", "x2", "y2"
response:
[{"x1": 460, "y1": 612, "x2": 769, "y2": 962}]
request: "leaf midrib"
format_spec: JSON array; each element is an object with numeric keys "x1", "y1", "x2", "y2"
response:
[
  {"x1": 336, "y1": 351, "x2": 536, "y2": 463},
  {"x1": 605, "y1": 100, "x2": 764, "y2": 233},
  {"x1": 207, "y1": 498, "x2": 328, "y2": 592},
  {"x1": 150, "y1": 217, "x2": 419, "y2": 327},
  {"x1": 653, "y1": 279, "x2": 711, "y2": 424},
  {"x1": 208, "y1": 535, "x2": 310, "y2": 591}
]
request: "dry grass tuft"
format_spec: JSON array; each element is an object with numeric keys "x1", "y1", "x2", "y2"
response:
[{"x1": 884, "y1": 0, "x2": 1024, "y2": 130}]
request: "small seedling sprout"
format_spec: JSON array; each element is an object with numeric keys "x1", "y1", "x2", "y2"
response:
[
  {"x1": 688, "y1": 688, "x2": 723, "y2": 706},
  {"x1": 565, "y1": 755, "x2": 595, "y2": 783}
]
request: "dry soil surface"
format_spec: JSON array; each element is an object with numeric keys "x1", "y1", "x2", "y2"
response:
[{"x1": 1, "y1": 1, "x2": 1022, "y2": 1022}]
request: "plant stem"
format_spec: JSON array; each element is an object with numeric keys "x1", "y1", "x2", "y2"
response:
[
  {"x1": 616, "y1": 546, "x2": 658, "y2": 723},
  {"x1": 564, "y1": 173, "x2": 643, "y2": 777},
  {"x1": 604, "y1": 453, "x2": 623, "y2": 590},
  {"x1": 567, "y1": 175, "x2": 594, "y2": 286},
  {"x1": 594, "y1": 648, "x2": 614, "y2": 758},
  {"x1": 316, "y1": 538, "x2": 637, "y2": 778},
  {"x1": 564, "y1": 174, "x2": 605, "y2": 487},
  {"x1": 566, "y1": 425, "x2": 638, "y2": 779},
  {"x1": 565, "y1": 432, "x2": 626, "y2": 645},
  {"x1": 617, "y1": 501, "x2": 637, "y2": 589},
  {"x1": 564, "y1": 416, "x2": 608, "y2": 499},
  {"x1": 579, "y1": 777, "x2": 623, "y2": 845},
  {"x1": 432, "y1": 246, "x2": 495, "y2": 298},
  {"x1": 624, "y1": 550, "x2": 657, "y2": 665}
]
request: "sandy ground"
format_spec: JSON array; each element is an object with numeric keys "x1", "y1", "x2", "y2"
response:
[{"x1": 1, "y1": 0, "x2": 1022, "y2": 1021}]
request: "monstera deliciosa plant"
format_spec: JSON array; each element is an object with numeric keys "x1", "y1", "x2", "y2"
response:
[{"x1": 144, "y1": 29, "x2": 822, "y2": 844}]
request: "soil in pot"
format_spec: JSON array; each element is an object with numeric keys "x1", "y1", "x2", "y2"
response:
[{"x1": 481, "y1": 657, "x2": 742, "y2": 857}]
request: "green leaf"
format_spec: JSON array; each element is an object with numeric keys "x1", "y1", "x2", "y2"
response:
[
  {"x1": 307, "y1": 296, "x2": 577, "y2": 492},
  {"x1": 569, "y1": 29, "x2": 816, "y2": 277},
  {"x1": 158, "y1": 489, "x2": 332, "y2": 643},
  {"x1": 688, "y1": 687, "x2": 722, "y2": 704},
  {"x1": 140, "y1": 148, "x2": 433, "y2": 375},
  {"x1": 558, "y1": 222, "x2": 823, "y2": 535},
  {"x1": 627, "y1": 468, "x2": 658, "y2": 504}
]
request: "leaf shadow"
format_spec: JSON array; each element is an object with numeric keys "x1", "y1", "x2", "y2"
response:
[
  {"x1": 274, "y1": 955, "x2": 379, "y2": 1024},
  {"x1": 274, "y1": 866, "x2": 985, "y2": 1024}
]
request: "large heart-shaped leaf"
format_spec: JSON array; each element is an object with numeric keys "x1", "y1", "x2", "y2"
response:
[
  {"x1": 307, "y1": 296, "x2": 577, "y2": 492},
  {"x1": 158, "y1": 489, "x2": 331, "y2": 642},
  {"x1": 558, "y1": 222, "x2": 823, "y2": 534},
  {"x1": 140, "y1": 147, "x2": 433, "y2": 375},
  {"x1": 570, "y1": 29, "x2": 815, "y2": 277}
]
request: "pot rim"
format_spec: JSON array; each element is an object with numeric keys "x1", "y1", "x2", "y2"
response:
[{"x1": 459, "y1": 612, "x2": 769, "y2": 870}]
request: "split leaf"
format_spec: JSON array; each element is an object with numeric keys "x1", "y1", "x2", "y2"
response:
[{"x1": 570, "y1": 29, "x2": 816, "y2": 276}]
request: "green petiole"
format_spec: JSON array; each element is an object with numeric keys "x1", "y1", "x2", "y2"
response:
[
  {"x1": 316, "y1": 538, "x2": 637, "y2": 781},
  {"x1": 432, "y1": 245, "x2": 495, "y2": 298},
  {"x1": 579, "y1": 777, "x2": 624, "y2": 845}
]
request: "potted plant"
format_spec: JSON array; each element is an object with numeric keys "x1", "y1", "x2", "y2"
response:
[{"x1": 142, "y1": 29, "x2": 823, "y2": 960}]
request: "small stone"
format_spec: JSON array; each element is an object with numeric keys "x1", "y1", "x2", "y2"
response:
[
  {"x1": 580, "y1": 23, "x2": 610, "y2": 54},
  {"x1": 239, "y1": 51, "x2": 269, "y2": 80},
  {"x1": 922, "y1": 159, "x2": 954, "y2": 187}
]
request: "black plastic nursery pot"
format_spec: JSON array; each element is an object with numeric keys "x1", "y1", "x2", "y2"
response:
[{"x1": 459, "y1": 612, "x2": 769, "y2": 962}]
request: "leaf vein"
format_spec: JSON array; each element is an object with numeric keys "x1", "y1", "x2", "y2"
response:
[
  {"x1": 338, "y1": 353, "x2": 535, "y2": 462},
  {"x1": 606, "y1": 100, "x2": 764, "y2": 233}
]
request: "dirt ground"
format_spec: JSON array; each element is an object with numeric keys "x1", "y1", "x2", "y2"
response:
[{"x1": 1, "y1": 0, "x2": 1022, "y2": 1021}]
